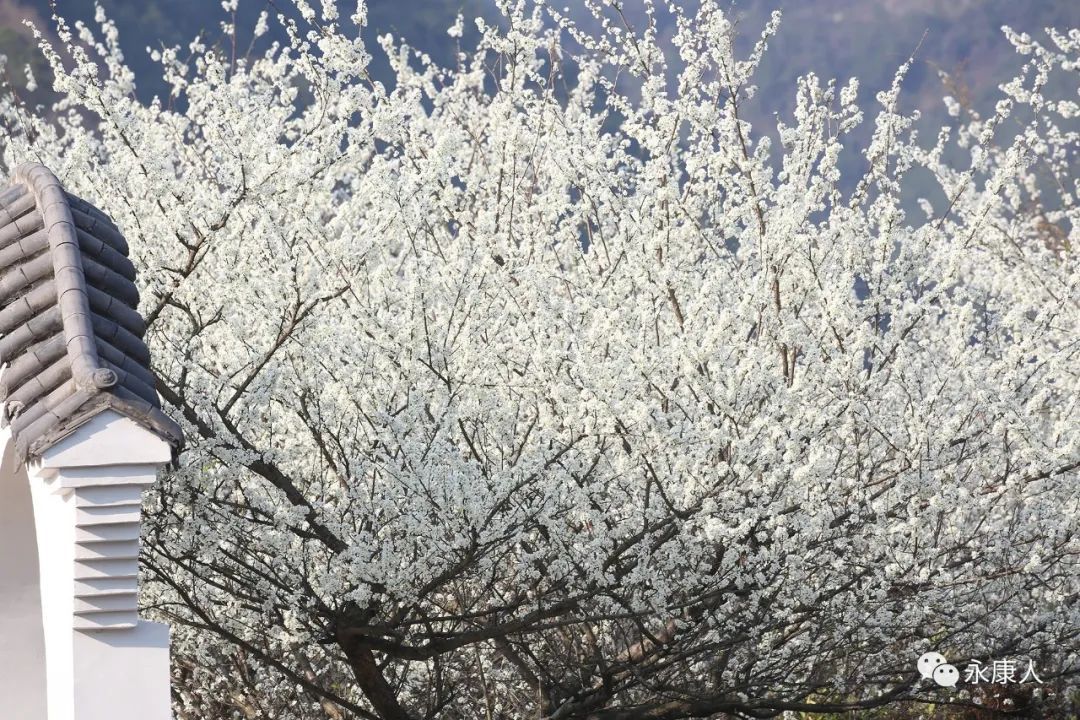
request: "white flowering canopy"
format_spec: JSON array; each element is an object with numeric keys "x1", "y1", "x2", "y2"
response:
[{"x1": 1, "y1": 1, "x2": 1076, "y2": 718}]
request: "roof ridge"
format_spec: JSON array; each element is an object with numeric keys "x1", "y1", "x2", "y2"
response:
[
  {"x1": 0, "y1": 163, "x2": 182, "y2": 462},
  {"x1": 15, "y1": 163, "x2": 119, "y2": 394}
]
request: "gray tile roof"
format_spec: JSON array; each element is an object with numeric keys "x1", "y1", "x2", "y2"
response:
[{"x1": 0, "y1": 162, "x2": 182, "y2": 462}]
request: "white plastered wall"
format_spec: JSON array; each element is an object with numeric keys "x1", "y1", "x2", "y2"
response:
[
  {"x1": 0, "y1": 410, "x2": 174, "y2": 720},
  {"x1": 0, "y1": 425, "x2": 48, "y2": 718}
]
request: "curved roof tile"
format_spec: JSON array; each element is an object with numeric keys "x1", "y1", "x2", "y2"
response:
[{"x1": 0, "y1": 162, "x2": 182, "y2": 462}]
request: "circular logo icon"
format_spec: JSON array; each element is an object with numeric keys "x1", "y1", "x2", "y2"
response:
[{"x1": 933, "y1": 663, "x2": 960, "y2": 688}]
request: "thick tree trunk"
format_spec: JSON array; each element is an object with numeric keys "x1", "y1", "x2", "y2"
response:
[{"x1": 338, "y1": 637, "x2": 411, "y2": 720}]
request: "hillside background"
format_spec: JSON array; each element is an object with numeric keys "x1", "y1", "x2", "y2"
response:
[{"x1": 2, "y1": 0, "x2": 1078, "y2": 195}]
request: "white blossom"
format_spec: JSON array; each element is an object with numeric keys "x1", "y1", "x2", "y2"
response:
[{"x1": 2, "y1": 2, "x2": 1077, "y2": 718}]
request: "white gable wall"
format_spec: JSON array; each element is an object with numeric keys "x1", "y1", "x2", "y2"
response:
[{"x1": 0, "y1": 411, "x2": 173, "y2": 719}]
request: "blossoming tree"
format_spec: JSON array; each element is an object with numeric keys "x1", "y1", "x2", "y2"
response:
[{"x1": 1, "y1": 1, "x2": 1077, "y2": 718}]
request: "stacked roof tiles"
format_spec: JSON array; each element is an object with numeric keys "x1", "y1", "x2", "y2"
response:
[{"x1": 0, "y1": 162, "x2": 181, "y2": 461}]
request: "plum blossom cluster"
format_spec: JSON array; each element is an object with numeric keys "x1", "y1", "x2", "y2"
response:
[{"x1": 1, "y1": 2, "x2": 1077, "y2": 718}]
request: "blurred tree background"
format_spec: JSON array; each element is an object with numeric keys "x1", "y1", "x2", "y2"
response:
[
  {"x1": 1, "y1": 0, "x2": 1076, "y2": 151},
  {"x1": 3, "y1": 1, "x2": 1077, "y2": 110},
  {"x1": 1, "y1": 0, "x2": 1076, "y2": 231},
  {"x1": 0, "y1": 0, "x2": 1076, "y2": 233}
]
